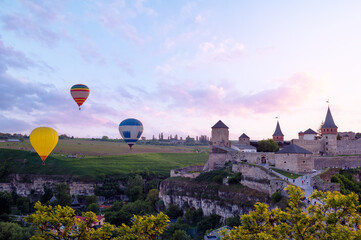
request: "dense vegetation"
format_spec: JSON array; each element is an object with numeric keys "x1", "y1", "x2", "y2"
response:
[
  {"x1": 222, "y1": 185, "x2": 361, "y2": 239},
  {"x1": 331, "y1": 168, "x2": 361, "y2": 198},
  {"x1": 256, "y1": 139, "x2": 279, "y2": 152}
]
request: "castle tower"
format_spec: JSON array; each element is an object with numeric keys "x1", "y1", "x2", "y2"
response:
[
  {"x1": 238, "y1": 133, "x2": 250, "y2": 145},
  {"x1": 272, "y1": 121, "x2": 284, "y2": 143},
  {"x1": 211, "y1": 120, "x2": 230, "y2": 148},
  {"x1": 321, "y1": 106, "x2": 338, "y2": 154}
]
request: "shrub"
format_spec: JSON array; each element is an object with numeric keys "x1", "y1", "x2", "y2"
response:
[
  {"x1": 213, "y1": 175, "x2": 223, "y2": 184},
  {"x1": 271, "y1": 191, "x2": 282, "y2": 203}
]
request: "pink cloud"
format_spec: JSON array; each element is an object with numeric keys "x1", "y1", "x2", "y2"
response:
[
  {"x1": 1, "y1": 0, "x2": 66, "y2": 46},
  {"x1": 153, "y1": 73, "x2": 318, "y2": 117},
  {"x1": 199, "y1": 40, "x2": 244, "y2": 62}
]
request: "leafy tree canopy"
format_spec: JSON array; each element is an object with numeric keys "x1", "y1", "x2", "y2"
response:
[
  {"x1": 257, "y1": 139, "x2": 279, "y2": 152},
  {"x1": 221, "y1": 185, "x2": 361, "y2": 239},
  {"x1": 25, "y1": 201, "x2": 169, "y2": 240}
]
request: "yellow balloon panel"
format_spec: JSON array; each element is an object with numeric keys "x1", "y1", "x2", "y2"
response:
[{"x1": 30, "y1": 127, "x2": 58, "y2": 162}]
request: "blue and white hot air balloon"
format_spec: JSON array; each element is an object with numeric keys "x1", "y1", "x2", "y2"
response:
[{"x1": 119, "y1": 118, "x2": 143, "y2": 150}]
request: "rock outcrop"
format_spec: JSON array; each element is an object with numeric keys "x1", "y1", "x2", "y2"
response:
[
  {"x1": 0, "y1": 174, "x2": 99, "y2": 196},
  {"x1": 159, "y1": 177, "x2": 268, "y2": 220}
]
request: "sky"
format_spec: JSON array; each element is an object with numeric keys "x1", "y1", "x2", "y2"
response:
[{"x1": 1, "y1": 0, "x2": 361, "y2": 140}]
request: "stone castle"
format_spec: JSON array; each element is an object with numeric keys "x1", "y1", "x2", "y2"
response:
[{"x1": 203, "y1": 106, "x2": 361, "y2": 174}]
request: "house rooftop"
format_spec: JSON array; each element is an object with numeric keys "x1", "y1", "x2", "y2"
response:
[
  {"x1": 303, "y1": 128, "x2": 317, "y2": 134},
  {"x1": 239, "y1": 133, "x2": 249, "y2": 139},
  {"x1": 212, "y1": 120, "x2": 228, "y2": 129},
  {"x1": 276, "y1": 144, "x2": 312, "y2": 154}
]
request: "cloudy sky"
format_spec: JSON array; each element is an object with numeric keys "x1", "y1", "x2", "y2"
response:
[{"x1": 1, "y1": 0, "x2": 361, "y2": 140}]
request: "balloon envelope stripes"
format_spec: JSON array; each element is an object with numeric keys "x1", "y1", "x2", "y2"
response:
[
  {"x1": 70, "y1": 84, "x2": 90, "y2": 110},
  {"x1": 119, "y1": 118, "x2": 143, "y2": 150}
]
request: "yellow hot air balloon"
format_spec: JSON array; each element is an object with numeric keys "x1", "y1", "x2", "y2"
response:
[{"x1": 30, "y1": 127, "x2": 58, "y2": 165}]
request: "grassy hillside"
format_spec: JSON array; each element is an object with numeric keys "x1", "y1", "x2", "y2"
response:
[
  {"x1": 0, "y1": 149, "x2": 208, "y2": 180},
  {"x1": 0, "y1": 139, "x2": 209, "y2": 156}
]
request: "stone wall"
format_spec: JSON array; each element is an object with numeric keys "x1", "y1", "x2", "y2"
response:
[
  {"x1": 0, "y1": 174, "x2": 99, "y2": 197},
  {"x1": 313, "y1": 156, "x2": 361, "y2": 170},
  {"x1": 232, "y1": 163, "x2": 288, "y2": 195},
  {"x1": 291, "y1": 139, "x2": 322, "y2": 154},
  {"x1": 337, "y1": 139, "x2": 361, "y2": 155},
  {"x1": 317, "y1": 168, "x2": 340, "y2": 182},
  {"x1": 311, "y1": 169, "x2": 340, "y2": 193},
  {"x1": 170, "y1": 165, "x2": 203, "y2": 178},
  {"x1": 203, "y1": 153, "x2": 227, "y2": 171},
  {"x1": 226, "y1": 152, "x2": 275, "y2": 165},
  {"x1": 275, "y1": 153, "x2": 313, "y2": 173}
]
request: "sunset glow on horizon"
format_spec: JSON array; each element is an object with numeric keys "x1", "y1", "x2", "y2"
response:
[{"x1": 2, "y1": 1, "x2": 361, "y2": 141}]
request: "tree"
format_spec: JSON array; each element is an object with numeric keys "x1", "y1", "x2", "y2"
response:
[
  {"x1": 25, "y1": 201, "x2": 169, "y2": 240},
  {"x1": 257, "y1": 139, "x2": 279, "y2": 152},
  {"x1": 185, "y1": 207, "x2": 203, "y2": 224},
  {"x1": 87, "y1": 203, "x2": 100, "y2": 215},
  {"x1": 106, "y1": 200, "x2": 155, "y2": 226},
  {"x1": 126, "y1": 174, "x2": 144, "y2": 201},
  {"x1": 40, "y1": 186, "x2": 53, "y2": 204},
  {"x1": 162, "y1": 217, "x2": 190, "y2": 239},
  {"x1": 221, "y1": 185, "x2": 361, "y2": 239},
  {"x1": 165, "y1": 204, "x2": 183, "y2": 219},
  {"x1": 16, "y1": 197, "x2": 31, "y2": 214},
  {"x1": 170, "y1": 229, "x2": 192, "y2": 240},
  {"x1": 197, "y1": 214, "x2": 221, "y2": 235},
  {"x1": 317, "y1": 120, "x2": 324, "y2": 139},
  {"x1": 0, "y1": 191, "x2": 12, "y2": 214},
  {"x1": 102, "y1": 136, "x2": 109, "y2": 141},
  {"x1": 145, "y1": 189, "x2": 159, "y2": 206},
  {"x1": 0, "y1": 222, "x2": 32, "y2": 240},
  {"x1": 54, "y1": 183, "x2": 71, "y2": 206},
  {"x1": 85, "y1": 195, "x2": 98, "y2": 206},
  {"x1": 225, "y1": 216, "x2": 241, "y2": 228}
]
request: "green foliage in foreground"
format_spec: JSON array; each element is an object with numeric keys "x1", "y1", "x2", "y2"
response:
[
  {"x1": 221, "y1": 185, "x2": 361, "y2": 239},
  {"x1": 25, "y1": 202, "x2": 169, "y2": 240},
  {"x1": 0, "y1": 149, "x2": 208, "y2": 179}
]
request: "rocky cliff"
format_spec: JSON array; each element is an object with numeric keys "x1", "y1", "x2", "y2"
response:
[
  {"x1": 0, "y1": 174, "x2": 100, "y2": 196},
  {"x1": 159, "y1": 177, "x2": 268, "y2": 220}
]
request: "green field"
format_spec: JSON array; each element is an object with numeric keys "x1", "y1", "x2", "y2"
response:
[
  {"x1": 0, "y1": 139, "x2": 209, "y2": 156},
  {"x1": 0, "y1": 148, "x2": 208, "y2": 180}
]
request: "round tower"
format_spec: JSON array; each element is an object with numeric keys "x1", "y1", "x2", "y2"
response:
[{"x1": 321, "y1": 106, "x2": 338, "y2": 154}]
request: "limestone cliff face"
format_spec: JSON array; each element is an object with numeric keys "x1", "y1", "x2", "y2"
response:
[
  {"x1": 159, "y1": 178, "x2": 268, "y2": 220},
  {"x1": 0, "y1": 174, "x2": 99, "y2": 196}
]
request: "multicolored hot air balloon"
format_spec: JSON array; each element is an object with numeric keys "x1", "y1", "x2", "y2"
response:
[
  {"x1": 119, "y1": 118, "x2": 143, "y2": 150},
  {"x1": 30, "y1": 127, "x2": 58, "y2": 165},
  {"x1": 70, "y1": 84, "x2": 90, "y2": 110}
]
